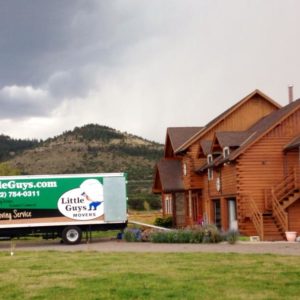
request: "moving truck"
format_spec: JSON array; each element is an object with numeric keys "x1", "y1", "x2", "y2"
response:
[{"x1": 0, "y1": 173, "x2": 127, "y2": 244}]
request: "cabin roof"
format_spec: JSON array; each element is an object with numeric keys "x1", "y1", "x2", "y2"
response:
[
  {"x1": 228, "y1": 98, "x2": 300, "y2": 160},
  {"x1": 156, "y1": 159, "x2": 184, "y2": 192},
  {"x1": 284, "y1": 134, "x2": 300, "y2": 151},
  {"x1": 167, "y1": 127, "x2": 202, "y2": 153},
  {"x1": 203, "y1": 99, "x2": 300, "y2": 168},
  {"x1": 215, "y1": 131, "x2": 249, "y2": 148},
  {"x1": 200, "y1": 140, "x2": 213, "y2": 156},
  {"x1": 175, "y1": 89, "x2": 281, "y2": 154}
]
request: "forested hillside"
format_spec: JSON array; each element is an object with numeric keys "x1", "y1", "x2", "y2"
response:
[
  {"x1": 0, "y1": 134, "x2": 39, "y2": 161},
  {"x1": 1, "y1": 124, "x2": 164, "y2": 210}
]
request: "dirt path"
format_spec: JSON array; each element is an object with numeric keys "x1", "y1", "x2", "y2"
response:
[{"x1": 1, "y1": 238, "x2": 300, "y2": 255}]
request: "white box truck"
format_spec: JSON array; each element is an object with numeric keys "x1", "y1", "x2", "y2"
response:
[{"x1": 0, "y1": 173, "x2": 127, "y2": 244}]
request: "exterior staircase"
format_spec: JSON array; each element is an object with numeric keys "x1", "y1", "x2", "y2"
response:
[
  {"x1": 280, "y1": 191, "x2": 300, "y2": 210},
  {"x1": 269, "y1": 168, "x2": 300, "y2": 239},
  {"x1": 241, "y1": 168, "x2": 299, "y2": 241},
  {"x1": 262, "y1": 213, "x2": 284, "y2": 241}
]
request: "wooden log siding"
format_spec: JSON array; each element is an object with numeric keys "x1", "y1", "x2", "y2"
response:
[
  {"x1": 220, "y1": 164, "x2": 237, "y2": 195},
  {"x1": 286, "y1": 151, "x2": 299, "y2": 173},
  {"x1": 208, "y1": 168, "x2": 221, "y2": 197},
  {"x1": 203, "y1": 165, "x2": 237, "y2": 230},
  {"x1": 156, "y1": 92, "x2": 300, "y2": 234},
  {"x1": 182, "y1": 95, "x2": 278, "y2": 193},
  {"x1": 188, "y1": 143, "x2": 206, "y2": 189},
  {"x1": 184, "y1": 95, "x2": 279, "y2": 170},
  {"x1": 182, "y1": 143, "x2": 205, "y2": 190},
  {"x1": 182, "y1": 156, "x2": 196, "y2": 189},
  {"x1": 236, "y1": 110, "x2": 300, "y2": 236},
  {"x1": 288, "y1": 200, "x2": 300, "y2": 233},
  {"x1": 198, "y1": 95, "x2": 279, "y2": 141},
  {"x1": 206, "y1": 164, "x2": 237, "y2": 197}
]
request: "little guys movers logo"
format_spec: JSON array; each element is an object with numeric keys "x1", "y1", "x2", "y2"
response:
[{"x1": 58, "y1": 179, "x2": 104, "y2": 220}]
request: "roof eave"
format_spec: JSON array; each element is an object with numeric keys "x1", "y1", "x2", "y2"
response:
[
  {"x1": 230, "y1": 103, "x2": 300, "y2": 160},
  {"x1": 175, "y1": 89, "x2": 281, "y2": 153}
]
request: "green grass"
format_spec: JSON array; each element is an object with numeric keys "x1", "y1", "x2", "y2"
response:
[{"x1": 0, "y1": 252, "x2": 299, "y2": 299}]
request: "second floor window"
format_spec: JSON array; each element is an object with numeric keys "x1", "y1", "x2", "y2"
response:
[
  {"x1": 207, "y1": 154, "x2": 213, "y2": 165},
  {"x1": 183, "y1": 163, "x2": 187, "y2": 176},
  {"x1": 223, "y1": 146, "x2": 230, "y2": 158}
]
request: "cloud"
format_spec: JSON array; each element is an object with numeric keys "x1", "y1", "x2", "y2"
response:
[
  {"x1": 0, "y1": 85, "x2": 53, "y2": 118},
  {"x1": 0, "y1": 1, "x2": 300, "y2": 142}
]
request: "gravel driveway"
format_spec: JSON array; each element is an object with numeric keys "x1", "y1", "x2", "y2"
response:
[{"x1": 1, "y1": 238, "x2": 300, "y2": 256}]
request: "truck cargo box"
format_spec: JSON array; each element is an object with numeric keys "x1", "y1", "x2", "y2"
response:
[{"x1": 0, "y1": 173, "x2": 127, "y2": 244}]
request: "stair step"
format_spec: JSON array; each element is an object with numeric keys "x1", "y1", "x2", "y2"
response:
[
  {"x1": 263, "y1": 211, "x2": 272, "y2": 216},
  {"x1": 262, "y1": 215, "x2": 285, "y2": 241}
]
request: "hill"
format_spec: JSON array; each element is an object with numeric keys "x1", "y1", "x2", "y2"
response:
[
  {"x1": 2, "y1": 124, "x2": 164, "y2": 210},
  {"x1": 0, "y1": 134, "x2": 39, "y2": 161}
]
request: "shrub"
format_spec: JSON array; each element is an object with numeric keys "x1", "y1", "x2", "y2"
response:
[
  {"x1": 148, "y1": 198, "x2": 162, "y2": 210},
  {"x1": 154, "y1": 216, "x2": 173, "y2": 228},
  {"x1": 141, "y1": 229, "x2": 154, "y2": 242},
  {"x1": 127, "y1": 198, "x2": 144, "y2": 211},
  {"x1": 225, "y1": 230, "x2": 239, "y2": 244},
  {"x1": 150, "y1": 231, "x2": 174, "y2": 243},
  {"x1": 190, "y1": 229, "x2": 205, "y2": 243},
  {"x1": 201, "y1": 224, "x2": 223, "y2": 243},
  {"x1": 123, "y1": 228, "x2": 142, "y2": 242},
  {"x1": 175, "y1": 230, "x2": 194, "y2": 243},
  {"x1": 150, "y1": 225, "x2": 223, "y2": 244}
]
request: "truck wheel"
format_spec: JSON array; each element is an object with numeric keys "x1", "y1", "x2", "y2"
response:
[{"x1": 62, "y1": 226, "x2": 82, "y2": 244}]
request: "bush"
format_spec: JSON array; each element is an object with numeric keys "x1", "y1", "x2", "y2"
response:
[
  {"x1": 127, "y1": 199, "x2": 145, "y2": 211},
  {"x1": 150, "y1": 225, "x2": 223, "y2": 244},
  {"x1": 123, "y1": 228, "x2": 142, "y2": 242},
  {"x1": 148, "y1": 198, "x2": 162, "y2": 210},
  {"x1": 189, "y1": 229, "x2": 205, "y2": 243},
  {"x1": 150, "y1": 231, "x2": 175, "y2": 243},
  {"x1": 141, "y1": 229, "x2": 154, "y2": 242},
  {"x1": 202, "y1": 224, "x2": 223, "y2": 243},
  {"x1": 154, "y1": 216, "x2": 173, "y2": 228},
  {"x1": 225, "y1": 230, "x2": 239, "y2": 244}
]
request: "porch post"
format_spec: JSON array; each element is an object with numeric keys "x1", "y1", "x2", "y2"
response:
[
  {"x1": 189, "y1": 190, "x2": 192, "y2": 218},
  {"x1": 185, "y1": 190, "x2": 193, "y2": 226}
]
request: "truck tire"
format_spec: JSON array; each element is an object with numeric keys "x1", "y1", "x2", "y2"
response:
[{"x1": 62, "y1": 226, "x2": 82, "y2": 244}]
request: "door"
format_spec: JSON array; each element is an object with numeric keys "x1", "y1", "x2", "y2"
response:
[
  {"x1": 228, "y1": 198, "x2": 237, "y2": 230},
  {"x1": 175, "y1": 193, "x2": 185, "y2": 227},
  {"x1": 213, "y1": 199, "x2": 221, "y2": 230},
  {"x1": 192, "y1": 191, "x2": 202, "y2": 224}
]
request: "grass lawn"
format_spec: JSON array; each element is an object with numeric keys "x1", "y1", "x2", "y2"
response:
[
  {"x1": 0, "y1": 251, "x2": 299, "y2": 300},
  {"x1": 128, "y1": 210, "x2": 162, "y2": 225}
]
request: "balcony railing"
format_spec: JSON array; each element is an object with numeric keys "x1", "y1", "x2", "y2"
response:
[{"x1": 241, "y1": 193, "x2": 264, "y2": 240}]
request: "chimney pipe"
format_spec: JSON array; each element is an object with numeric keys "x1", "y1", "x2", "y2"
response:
[{"x1": 288, "y1": 85, "x2": 293, "y2": 103}]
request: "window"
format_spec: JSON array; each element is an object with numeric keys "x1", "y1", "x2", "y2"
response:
[
  {"x1": 207, "y1": 154, "x2": 213, "y2": 181},
  {"x1": 207, "y1": 154, "x2": 213, "y2": 164},
  {"x1": 183, "y1": 163, "x2": 187, "y2": 176},
  {"x1": 164, "y1": 194, "x2": 173, "y2": 214},
  {"x1": 223, "y1": 146, "x2": 230, "y2": 158}
]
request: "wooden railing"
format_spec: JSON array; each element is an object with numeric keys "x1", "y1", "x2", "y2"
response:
[
  {"x1": 271, "y1": 187, "x2": 288, "y2": 233},
  {"x1": 268, "y1": 168, "x2": 299, "y2": 233},
  {"x1": 241, "y1": 194, "x2": 264, "y2": 240},
  {"x1": 264, "y1": 189, "x2": 272, "y2": 211},
  {"x1": 273, "y1": 168, "x2": 299, "y2": 203},
  {"x1": 296, "y1": 167, "x2": 300, "y2": 189}
]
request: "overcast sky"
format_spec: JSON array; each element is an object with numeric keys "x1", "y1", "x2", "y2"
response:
[{"x1": 0, "y1": 0, "x2": 299, "y2": 143}]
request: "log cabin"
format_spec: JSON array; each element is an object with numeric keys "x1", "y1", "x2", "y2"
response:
[{"x1": 153, "y1": 90, "x2": 300, "y2": 240}]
